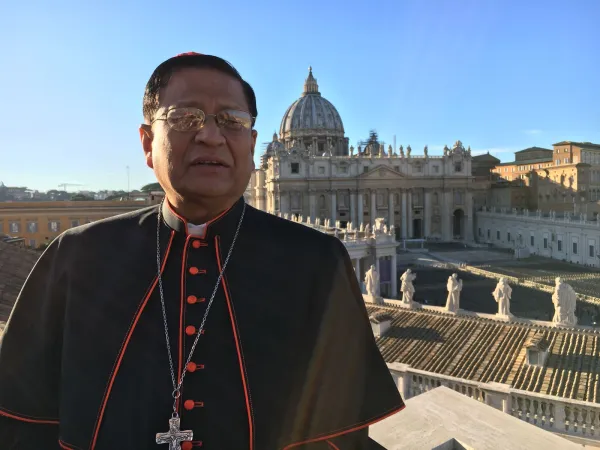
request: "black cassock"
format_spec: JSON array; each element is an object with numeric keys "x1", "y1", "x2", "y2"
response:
[{"x1": 0, "y1": 198, "x2": 404, "y2": 449}]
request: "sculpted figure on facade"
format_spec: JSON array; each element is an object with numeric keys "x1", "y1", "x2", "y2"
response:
[
  {"x1": 445, "y1": 273, "x2": 462, "y2": 313},
  {"x1": 399, "y1": 145, "x2": 404, "y2": 158},
  {"x1": 406, "y1": 145, "x2": 412, "y2": 158},
  {"x1": 373, "y1": 218, "x2": 386, "y2": 234},
  {"x1": 364, "y1": 264, "x2": 381, "y2": 303},
  {"x1": 388, "y1": 145, "x2": 393, "y2": 157},
  {"x1": 400, "y1": 269, "x2": 417, "y2": 306},
  {"x1": 492, "y1": 277, "x2": 513, "y2": 317},
  {"x1": 359, "y1": 223, "x2": 364, "y2": 232},
  {"x1": 364, "y1": 223, "x2": 371, "y2": 234},
  {"x1": 349, "y1": 145, "x2": 354, "y2": 156},
  {"x1": 552, "y1": 277, "x2": 578, "y2": 326},
  {"x1": 424, "y1": 145, "x2": 428, "y2": 158}
]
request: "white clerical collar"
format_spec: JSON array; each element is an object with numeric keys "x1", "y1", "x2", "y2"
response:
[{"x1": 187, "y1": 222, "x2": 207, "y2": 236}]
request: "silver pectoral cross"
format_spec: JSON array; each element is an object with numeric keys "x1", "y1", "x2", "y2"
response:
[{"x1": 156, "y1": 417, "x2": 193, "y2": 450}]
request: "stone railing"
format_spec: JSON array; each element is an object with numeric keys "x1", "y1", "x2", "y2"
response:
[
  {"x1": 478, "y1": 207, "x2": 600, "y2": 227},
  {"x1": 388, "y1": 363, "x2": 600, "y2": 440}
]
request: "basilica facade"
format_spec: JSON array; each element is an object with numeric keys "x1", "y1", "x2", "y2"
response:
[{"x1": 247, "y1": 69, "x2": 490, "y2": 241}]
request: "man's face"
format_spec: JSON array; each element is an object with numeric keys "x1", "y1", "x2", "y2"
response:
[{"x1": 141, "y1": 67, "x2": 257, "y2": 206}]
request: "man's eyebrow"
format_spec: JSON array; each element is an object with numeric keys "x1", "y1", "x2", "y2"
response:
[{"x1": 174, "y1": 100, "x2": 246, "y2": 110}]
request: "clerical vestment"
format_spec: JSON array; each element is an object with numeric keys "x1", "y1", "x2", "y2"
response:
[{"x1": 0, "y1": 198, "x2": 404, "y2": 449}]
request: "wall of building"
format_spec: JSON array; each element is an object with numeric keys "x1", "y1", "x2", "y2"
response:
[
  {"x1": 0, "y1": 200, "x2": 157, "y2": 248},
  {"x1": 475, "y1": 208, "x2": 600, "y2": 267}
]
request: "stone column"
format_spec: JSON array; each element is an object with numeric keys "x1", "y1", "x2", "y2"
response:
[
  {"x1": 424, "y1": 190, "x2": 431, "y2": 238},
  {"x1": 309, "y1": 190, "x2": 316, "y2": 221},
  {"x1": 401, "y1": 191, "x2": 407, "y2": 238},
  {"x1": 371, "y1": 190, "x2": 377, "y2": 224},
  {"x1": 375, "y1": 256, "x2": 380, "y2": 275},
  {"x1": 280, "y1": 191, "x2": 289, "y2": 214},
  {"x1": 407, "y1": 191, "x2": 413, "y2": 238},
  {"x1": 331, "y1": 190, "x2": 337, "y2": 224},
  {"x1": 357, "y1": 191, "x2": 364, "y2": 227},
  {"x1": 391, "y1": 253, "x2": 397, "y2": 298},
  {"x1": 388, "y1": 189, "x2": 394, "y2": 228},
  {"x1": 466, "y1": 191, "x2": 474, "y2": 241},
  {"x1": 443, "y1": 191, "x2": 453, "y2": 240},
  {"x1": 350, "y1": 190, "x2": 357, "y2": 225}
]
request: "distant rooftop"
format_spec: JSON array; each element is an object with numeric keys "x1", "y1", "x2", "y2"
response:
[
  {"x1": 0, "y1": 240, "x2": 40, "y2": 331},
  {"x1": 515, "y1": 146, "x2": 552, "y2": 154},
  {"x1": 554, "y1": 141, "x2": 600, "y2": 149},
  {"x1": 369, "y1": 305, "x2": 600, "y2": 403},
  {"x1": 495, "y1": 157, "x2": 553, "y2": 166}
]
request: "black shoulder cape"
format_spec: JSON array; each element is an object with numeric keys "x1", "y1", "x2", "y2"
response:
[{"x1": 0, "y1": 198, "x2": 404, "y2": 449}]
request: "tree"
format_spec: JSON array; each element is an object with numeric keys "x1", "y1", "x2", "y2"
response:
[
  {"x1": 141, "y1": 182, "x2": 163, "y2": 192},
  {"x1": 71, "y1": 193, "x2": 94, "y2": 201}
]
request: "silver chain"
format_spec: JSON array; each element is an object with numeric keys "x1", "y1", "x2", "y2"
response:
[{"x1": 156, "y1": 200, "x2": 246, "y2": 417}]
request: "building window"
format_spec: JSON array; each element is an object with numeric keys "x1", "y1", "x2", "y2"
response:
[
  {"x1": 27, "y1": 222, "x2": 38, "y2": 233},
  {"x1": 487, "y1": 229, "x2": 490, "y2": 239},
  {"x1": 573, "y1": 242, "x2": 578, "y2": 255},
  {"x1": 530, "y1": 235, "x2": 534, "y2": 246},
  {"x1": 414, "y1": 164, "x2": 422, "y2": 173},
  {"x1": 496, "y1": 230, "x2": 500, "y2": 240},
  {"x1": 557, "y1": 239, "x2": 563, "y2": 252},
  {"x1": 9, "y1": 222, "x2": 20, "y2": 233},
  {"x1": 291, "y1": 163, "x2": 299, "y2": 174},
  {"x1": 590, "y1": 244, "x2": 595, "y2": 258},
  {"x1": 71, "y1": 220, "x2": 80, "y2": 228},
  {"x1": 507, "y1": 232, "x2": 511, "y2": 242},
  {"x1": 544, "y1": 237, "x2": 548, "y2": 249},
  {"x1": 564, "y1": 158, "x2": 569, "y2": 164},
  {"x1": 29, "y1": 239, "x2": 36, "y2": 248},
  {"x1": 49, "y1": 221, "x2": 60, "y2": 232},
  {"x1": 377, "y1": 193, "x2": 384, "y2": 206},
  {"x1": 340, "y1": 166, "x2": 348, "y2": 174},
  {"x1": 363, "y1": 167, "x2": 369, "y2": 173},
  {"x1": 394, "y1": 166, "x2": 400, "y2": 172},
  {"x1": 318, "y1": 167, "x2": 325, "y2": 175},
  {"x1": 454, "y1": 162, "x2": 462, "y2": 172}
]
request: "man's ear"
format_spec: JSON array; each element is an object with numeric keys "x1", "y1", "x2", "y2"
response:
[{"x1": 140, "y1": 124, "x2": 154, "y2": 169}]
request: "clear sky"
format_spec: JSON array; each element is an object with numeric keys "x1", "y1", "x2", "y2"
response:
[{"x1": 1, "y1": 0, "x2": 599, "y2": 192}]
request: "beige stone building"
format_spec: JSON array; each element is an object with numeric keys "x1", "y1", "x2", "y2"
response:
[
  {"x1": 247, "y1": 69, "x2": 490, "y2": 241},
  {"x1": 489, "y1": 142, "x2": 600, "y2": 215}
]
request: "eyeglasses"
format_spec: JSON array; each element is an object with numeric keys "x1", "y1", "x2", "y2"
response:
[{"x1": 152, "y1": 107, "x2": 255, "y2": 133}]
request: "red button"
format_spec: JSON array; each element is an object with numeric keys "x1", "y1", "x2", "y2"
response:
[
  {"x1": 185, "y1": 325, "x2": 196, "y2": 336},
  {"x1": 187, "y1": 295, "x2": 197, "y2": 304},
  {"x1": 189, "y1": 267, "x2": 199, "y2": 275},
  {"x1": 184, "y1": 399, "x2": 195, "y2": 410},
  {"x1": 192, "y1": 240, "x2": 202, "y2": 249},
  {"x1": 187, "y1": 362, "x2": 197, "y2": 372}
]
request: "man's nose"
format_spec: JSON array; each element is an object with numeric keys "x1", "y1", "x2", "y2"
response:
[{"x1": 193, "y1": 116, "x2": 226, "y2": 146}]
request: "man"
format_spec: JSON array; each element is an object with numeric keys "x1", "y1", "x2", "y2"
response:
[{"x1": 0, "y1": 53, "x2": 404, "y2": 449}]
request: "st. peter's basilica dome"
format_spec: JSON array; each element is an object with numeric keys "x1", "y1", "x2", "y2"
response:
[{"x1": 278, "y1": 67, "x2": 348, "y2": 156}]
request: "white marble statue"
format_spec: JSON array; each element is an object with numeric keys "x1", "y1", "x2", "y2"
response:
[
  {"x1": 389, "y1": 225, "x2": 395, "y2": 237},
  {"x1": 364, "y1": 264, "x2": 381, "y2": 303},
  {"x1": 445, "y1": 273, "x2": 462, "y2": 313},
  {"x1": 374, "y1": 218, "x2": 386, "y2": 234},
  {"x1": 364, "y1": 223, "x2": 371, "y2": 234},
  {"x1": 383, "y1": 224, "x2": 388, "y2": 234},
  {"x1": 400, "y1": 269, "x2": 417, "y2": 306},
  {"x1": 492, "y1": 278, "x2": 513, "y2": 317},
  {"x1": 552, "y1": 277, "x2": 578, "y2": 326},
  {"x1": 359, "y1": 223, "x2": 365, "y2": 232},
  {"x1": 347, "y1": 222, "x2": 354, "y2": 232}
]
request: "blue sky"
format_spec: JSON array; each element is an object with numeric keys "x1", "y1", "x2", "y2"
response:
[{"x1": 1, "y1": 0, "x2": 599, "y2": 192}]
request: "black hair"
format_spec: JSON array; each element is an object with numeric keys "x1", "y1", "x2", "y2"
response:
[{"x1": 142, "y1": 52, "x2": 257, "y2": 125}]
